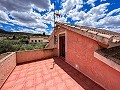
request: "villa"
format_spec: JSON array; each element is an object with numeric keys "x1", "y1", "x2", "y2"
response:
[
  {"x1": 29, "y1": 36, "x2": 49, "y2": 43},
  {"x1": 0, "y1": 22, "x2": 120, "y2": 90}
]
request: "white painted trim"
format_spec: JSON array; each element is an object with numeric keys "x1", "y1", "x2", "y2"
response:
[
  {"x1": 58, "y1": 34, "x2": 59, "y2": 56},
  {"x1": 65, "y1": 30, "x2": 67, "y2": 58},
  {"x1": 94, "y1": 52, "x2": 120, "y2": 72},
  {"x1": 58, "y1": 31, "x2": 66, "y2": 35},
  {"x1": 0, "y1": 52, "x2": 15, "y2": 63}
]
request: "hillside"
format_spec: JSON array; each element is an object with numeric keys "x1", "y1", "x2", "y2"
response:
[{"x1": 0, "y1": 29, "x2": 49, "y2": 37}]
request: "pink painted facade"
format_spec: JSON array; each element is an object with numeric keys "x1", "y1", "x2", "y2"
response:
[
  {"x1": 0, "y1": 53, "x2": 16, "y2": 88},
  {"x1": 66, "y1": 30, "x2": 120, "y2": 90},
  {"x1": 48, "y1": 28, "x2": 65, "y2": 48},
  {"x1": 47, "y1": 27, "x2": 120, "y2": 90},
  {"x1": 48, "y1": 28, "x2": 65, "y2": 56}
]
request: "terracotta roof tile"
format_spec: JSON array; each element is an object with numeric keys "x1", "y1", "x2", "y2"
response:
[
  {"x1": 97, "y1": 46, "x2": 120, "y2": 64},
  {"x1": 56, "y1": 22, "x2": 120, "y2": 48}
]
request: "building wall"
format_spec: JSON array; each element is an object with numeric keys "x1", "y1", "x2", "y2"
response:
[
  {"x1": 48, "y1": 28, "x2": 65, "y2": 56},
  {"x1": 0, "y1": 37, "x2": 7, "y2": 40},
  {"x1": 48, "y1": 35, "x2": 56, "y2": 48},
  {"x1": 29, "y1": 37, "x2": 49, "y2": 43},
  {"x1": 65, "y1": 30, "x2": 120, "y2": 90},
  {"x1": 0, "y1": 53, "x2": 16, "y2": 88}
]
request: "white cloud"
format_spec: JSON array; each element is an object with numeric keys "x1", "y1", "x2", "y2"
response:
[
  {"x1": 57, "y1": 16, "x2": 67, "y2": 23},
  {"x1": 61, "y1": 1, "x2": 110, "y2": 27},
  {"x1": 88, "y1": 3, "x2": 109, "y2": 15},
  {"x1": 100, "y1": 27, "x2": 120, "y2": 33},
  {"x1": 73, "y1": 3, "x2": 109, "y2": 27},
  {"x1": 0, "y1": 0, "x2": 50, "y2": 12},
  {"x1": 101, "y1": 0, "x2": 107, "y2": 2},
  {"x1": 60, "y1": 1, "x2": 120, "y2": 33},
  {"x1": 11, "y1": 27, "x2": 51, "y2": 34},
  {"x1": 0, "y1": 0, "x2": 52, "y2": 34},
  {"x1": 36, "y1": 28, "x2": 49, "y2": 34},
  {"x1": 97, "y1": 8, "x2": 120, "y2": 30},
  {"x1": 43, "y1": 10, "x2": 67, "y2": 23},
  {"x1": 41, "y1": 11, "x2": 54, "y2": 28},
  {"x1": 11, "y1": 11, "x2": 36, "y2": 23},
  {"x1": 11, "y1": 28, "x2": 36, "y2": 33},
  {"x1": 68, "y1": 8, "x2": 85, "y2": 21},
  {"x1": 10, "y1": 9, "x2": 48, "y2": 29},
  {"x1": 87, "y1": 0, "x2": 97, "y2": 7},
  {"x1": 107, "y1": 8, "x2": 120, "y2": 16},
  {"x1": 98, "y1": 15, "x2": 120, "y2": 26},
  {"x1": 12, "y1": 28, "x2": 50, "y2": 35},
  {"x1": 109, "y1": 28, "x2": 120, "y2": 32},
  {"x1": 0, "y1": 11, "x2": 10, "y2": 22},
  {"x1": 74, "y1": 3, "x2": 120, "y2": 32},
  {"x1": 42, "y1": 12, "x2": 54, "y2": 21},
  {"x1": 49, "y1": 3, "x2": 54, "y2": 11},
  {"x1": 0, "y1": 0, "x2": 120, "y2": 34},
  {"x1": 0, "y1": 24, "x2": 2, "y2": 28},
  {"x1": 61, "y1": 0, "x2": 83, "y2": 14}
]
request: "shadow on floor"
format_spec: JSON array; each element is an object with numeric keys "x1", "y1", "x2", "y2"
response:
[{"x1": 53, "y1": 57, "x2": 105, "y2": 90}]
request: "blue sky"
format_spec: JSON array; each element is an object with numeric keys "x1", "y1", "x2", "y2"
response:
[{"x1": 0, "y1": 0, "x2": 120, "y2": 34}]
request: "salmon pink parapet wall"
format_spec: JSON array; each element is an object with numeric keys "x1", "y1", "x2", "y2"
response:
[
  {"x1": 16, "y1": 49, "x2": 57, "y2": 64},
  {"x1": 0, "y1": 48, "x2": 57, "y2": 88},
  {"x1": 0, "y1": 52, "x2": 16, "y2": 88}
]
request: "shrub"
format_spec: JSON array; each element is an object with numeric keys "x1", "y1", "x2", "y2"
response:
[
  {"x1": 0, "y1": 40, "x2": 47, "y2": 54},
  {"x1": 0, "y1": 40, "x2": 17, "y2": 54},
  {"x1": 20, "y1": 44, "x2": 34, "y2": 50}
]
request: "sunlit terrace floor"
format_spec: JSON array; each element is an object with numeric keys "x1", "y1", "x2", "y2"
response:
[{"x1": 1, "y1": 57, "x2": 104, "y2": 90}]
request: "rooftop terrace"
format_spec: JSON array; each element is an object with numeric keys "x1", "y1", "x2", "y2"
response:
[{"x1": 1, "y1": 57, "x2": 104, "y2": 90}]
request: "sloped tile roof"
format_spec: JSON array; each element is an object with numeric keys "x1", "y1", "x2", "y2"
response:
[
  {"x1": 56, "y1": 22, "x2": 120, "y2": 48},
  {"x1": 96, "y1": 46, "x2": 120, "y2": 64}
]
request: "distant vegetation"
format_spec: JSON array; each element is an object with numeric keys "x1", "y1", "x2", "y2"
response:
[
  {"x1": 0, "y1": 28, "x2": 50, "y2": 37},
  {"x1": 0, "y1": 29, "x2": 49, "y2": 54},
  {"x1": 0, "y1": 40, "x2": 46, "y2": 54}
]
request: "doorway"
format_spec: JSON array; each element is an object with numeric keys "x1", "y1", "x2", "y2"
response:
[{"x1": 59, "y1": 34, "x2": 65, "y2": 58}]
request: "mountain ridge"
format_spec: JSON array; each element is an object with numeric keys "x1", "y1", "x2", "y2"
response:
[{"x1": 0, "y1": 28, "x2": 49, "y2": 37}]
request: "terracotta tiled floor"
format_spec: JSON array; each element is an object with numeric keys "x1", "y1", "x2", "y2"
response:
[{"x1": 1, "y1": 57, "x2": 104, "y2": 90}]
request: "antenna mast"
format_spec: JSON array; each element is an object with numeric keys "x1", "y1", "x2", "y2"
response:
[
  {"x1": 54, "y1": 1, "x2": 56, "y2": 29},
  {"x1": 54, "y1": 0, "x2": 60, "y2": 29}
]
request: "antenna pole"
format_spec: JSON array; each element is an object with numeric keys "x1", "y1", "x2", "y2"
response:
[{"x1": 54, "y1": 1, "x2": 56, "y2": 29}]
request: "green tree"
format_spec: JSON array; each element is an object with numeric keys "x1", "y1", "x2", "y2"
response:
[{"x1": 0, "y1": 40, "x2": 18, "y2": 54}]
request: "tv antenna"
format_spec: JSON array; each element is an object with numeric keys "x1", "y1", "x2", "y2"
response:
[{"x1": 53, "y1": 0, "x2": 60, "y2": 29}]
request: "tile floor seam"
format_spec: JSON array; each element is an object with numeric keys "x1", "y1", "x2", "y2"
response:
[{"x1": 1, "y1": 57, "x2": 104, "y2": 90}]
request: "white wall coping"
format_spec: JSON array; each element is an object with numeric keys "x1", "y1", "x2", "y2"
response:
[
  {"x1": 0, "y1": 52, "x2": 15, "y2": 63},
  {"x1": 94, "y1": 51, "x2": 120, "y2": 72}
]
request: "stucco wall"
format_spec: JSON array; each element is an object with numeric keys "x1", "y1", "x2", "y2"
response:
[
  {"x1": 66, "y1": 30, "x2": 120, "y2": 90},
  {"x1": 48, "y1": 35, "x2": 55, "y2": 48},
  {"x1": 29, "y1": 37, "x2": 49, "y2": 43},
  {"x1": 48, "y1": 28, "x2": 65, "y2": 49},
  {"x1": 0, "y1": 53, "x2": 16, "y2": 88},
  {"x1": 16, "y1": 49, "x2": 56, "y2": 64}
]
